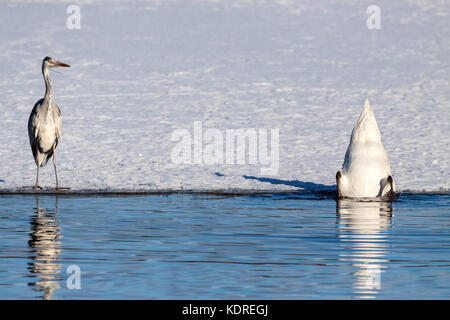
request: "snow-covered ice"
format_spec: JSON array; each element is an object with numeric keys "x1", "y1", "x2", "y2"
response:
[{"x1": 0, "y1": 0, "x2": 448, "y2": 193}]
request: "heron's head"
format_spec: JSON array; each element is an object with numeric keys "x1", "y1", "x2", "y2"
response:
[{"x1": 43, "y1": 56, "x2": 71, "y2": 68}]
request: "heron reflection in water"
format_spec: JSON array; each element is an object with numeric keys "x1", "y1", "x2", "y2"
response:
[
  {"x1": 336, "y1": 199, "x2": 393, "y2": 299},
  {"x1": 28, "y1": 196, "x2": 62, "y2": 300}
]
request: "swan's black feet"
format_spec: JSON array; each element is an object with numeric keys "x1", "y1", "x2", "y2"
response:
[
  {"x1": 22, "y1": 185, "x2": 43, "y2": 190},
  {"x1": 385, "y1": 175, "x2": 398, "y2": 199},
  {"x1": 387, "y1": 175, "x2": 394, "y2": 187},
  {"x1": 336, "y1": 171, "x2": 342, "y2": 198}
]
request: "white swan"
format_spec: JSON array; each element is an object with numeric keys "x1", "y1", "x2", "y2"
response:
[{"x1": 336, "y1": 99, "x2": 396, "y2": 199}]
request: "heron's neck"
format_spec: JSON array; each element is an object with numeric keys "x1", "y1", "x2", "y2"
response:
[{"x1": 42, "y1": 66, "x2": 53, "y2": 103}]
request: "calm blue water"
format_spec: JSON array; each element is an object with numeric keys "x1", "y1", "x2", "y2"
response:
[{"x1": 0, "y1": 193, "x2": 449, "y2": 299}]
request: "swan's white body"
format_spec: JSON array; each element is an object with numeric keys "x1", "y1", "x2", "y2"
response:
[{"x1": 337, "y1": 99, "x2": 395, "y2": 198}]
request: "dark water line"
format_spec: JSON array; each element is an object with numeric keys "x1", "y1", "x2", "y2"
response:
[{"x1": 0, "y1": 189, "x2": 448, "y2": 198}]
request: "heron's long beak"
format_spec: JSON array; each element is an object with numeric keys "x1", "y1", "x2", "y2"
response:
[{"x1": 50, "y1": 60, "x2": 70, "y2": 68}]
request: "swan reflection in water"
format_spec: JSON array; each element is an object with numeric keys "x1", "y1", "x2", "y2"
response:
[
  {"x1": 336, "y1": 199, "x2": 393, "y2": 299},
  {"x1": 28, "y1": 196, "x2": 62, "y2": 300}
]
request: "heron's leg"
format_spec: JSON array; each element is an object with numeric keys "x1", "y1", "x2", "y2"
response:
[
  {"x1": 23, "y1": 156, "x2": 42, "y2": 190},
  {"x1": 53, "y1": 144, "x2": 59, "y2": 189},
  {"x1": 31, "y1": 165, "x2": 42, "y2": 190},
  {"x1": 51, "y1": 146, "x2": 70, "y2": 191},
  {"x1": 35, "y1": 165, "x2": 39, "y2": 186}
]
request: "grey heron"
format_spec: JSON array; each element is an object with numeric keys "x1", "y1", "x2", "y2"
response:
[{"x1": 24, "y1": 57, "x2": 70, "y2": 190}]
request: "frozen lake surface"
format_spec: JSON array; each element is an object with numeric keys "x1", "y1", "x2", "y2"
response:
[{"x1": 0, "y1": 193, "x2": 449, "y2": 299}]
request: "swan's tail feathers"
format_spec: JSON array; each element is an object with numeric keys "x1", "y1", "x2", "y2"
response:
[
  {"x1": 364, "y1": 98, "x2": 371, "y2": 110},
  {"x1": 350, "y1": 99, "x2": 382, "y2": 144}
]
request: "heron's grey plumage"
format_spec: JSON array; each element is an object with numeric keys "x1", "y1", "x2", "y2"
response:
[
  {"x1": 26, "y1": 57, "x2": 70, "y2": 190},
  {"x1": 28, "y1": 99, "x2": 61, "y2": 167}
]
